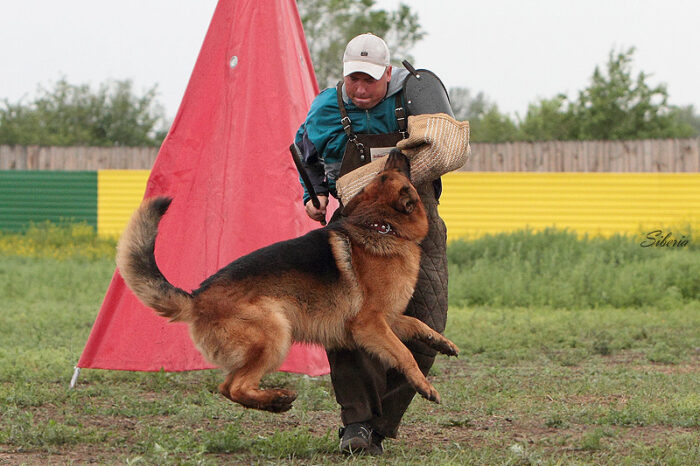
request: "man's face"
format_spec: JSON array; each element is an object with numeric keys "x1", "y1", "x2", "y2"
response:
[{"x1": 344, "y1": 66, "x2": 392, "y2": 109}]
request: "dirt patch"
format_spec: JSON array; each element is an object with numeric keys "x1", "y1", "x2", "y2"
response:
[
  {"x1": 0, "y1": 446, "x2": 122, "y2": 465},
  {"x1": 605, "y1": 352, "x2": 700, "y2": 374},
  {"x1": 554, "y1": 394, "x2": 630, "y2": 407}
]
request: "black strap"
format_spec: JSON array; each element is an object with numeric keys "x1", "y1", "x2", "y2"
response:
[
  {"x1": 336, "y1": 82, "x2": 355, "y2": 139},
  {"x1": 337, "y1": 81, "x2": 408, "y2": 143},
  {"x1": 336, "y1": 81, "x2": 365, "y2": 159}
]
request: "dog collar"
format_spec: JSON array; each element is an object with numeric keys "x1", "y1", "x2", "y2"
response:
[{"x1": 365, "y1": 221, "x2": 398, "y2": 237}]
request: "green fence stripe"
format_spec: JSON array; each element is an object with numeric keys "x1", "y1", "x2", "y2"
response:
[{"x1": 0, "y1": 171, "x2": 98, "y2": 232}]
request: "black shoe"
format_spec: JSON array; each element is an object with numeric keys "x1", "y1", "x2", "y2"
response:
[{"x1": 339, "y1": 422, "x2": 384, "y2": 456}]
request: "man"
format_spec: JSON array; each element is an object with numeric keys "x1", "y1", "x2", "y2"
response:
[{"x1": 294, "y1": 33, "x2": 449, "y2": 455}]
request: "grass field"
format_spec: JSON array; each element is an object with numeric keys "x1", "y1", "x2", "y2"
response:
[{"x1": 0, "y1": 225, "x2": 698, "y2": 464}]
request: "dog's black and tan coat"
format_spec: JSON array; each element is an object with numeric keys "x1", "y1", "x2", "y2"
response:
[{"x1": 116, "y1": 150, "x2": 459, "y2": 413}]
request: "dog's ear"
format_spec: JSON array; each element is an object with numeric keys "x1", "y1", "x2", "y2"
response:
[
  {"x1": 395, "y1": 185, "x2": 418, "y2": 214},
  {"x1": 384, "y1": 149, "x2": 411, "y2": 179}
]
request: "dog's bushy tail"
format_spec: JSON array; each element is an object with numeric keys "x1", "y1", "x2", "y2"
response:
[{"x1": 116, "y1": 197, "x2": 193, "y2": 322}]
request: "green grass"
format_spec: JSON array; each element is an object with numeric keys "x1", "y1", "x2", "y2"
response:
[
  {"x1": 0, "y1": 220, "x2": 117, "y2": 260},
  {"x1": 448, "y1": 228, "x2": 699, "y2": 309},
  {"x1": 0, "y1": 225, "x2": 699, "y2": 464}
]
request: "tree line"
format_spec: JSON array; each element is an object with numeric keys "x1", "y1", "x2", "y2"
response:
[
  {"x1": 1, "y1": 0, "x2": 697, "y2": 147},
  {"x1": 0, "y1": 80, "x2": 168, "y2": 147},
  {"x1": 451, "y1": 48, "x2": 700, "y2": 143}
]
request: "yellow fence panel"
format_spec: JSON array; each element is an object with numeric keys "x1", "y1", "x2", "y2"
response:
[
  {"x1": 441, "y1": 172, "x2": 700, "y2": 240},
  {"x1": 97, "y1": 170, "x2": 150, "y2": 237},
  {"x1": 97, "y1": 170, "x2": 700, "y2": 241}
]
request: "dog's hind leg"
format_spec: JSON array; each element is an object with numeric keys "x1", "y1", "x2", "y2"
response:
[
  {"x1": 218, "y1": 372, "x2": 236, "y2": 400},
  {"x1": 223, "y1": 344, "x2": 297, "y2": 413},
  {"x1": 390, "y1": 315, "x2": 459, "y2": 357},
  {"x1": 218, "y1": 306, "x2": 297, "y2": 413}
]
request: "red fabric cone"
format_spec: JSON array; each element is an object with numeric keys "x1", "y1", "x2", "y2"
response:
[{"x1": 78, "y1": 0, "x2": 330, "y2": 376}]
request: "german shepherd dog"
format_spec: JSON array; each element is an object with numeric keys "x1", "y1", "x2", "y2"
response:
[{"x1": 116, "y1": 150, "x2": 459, "y2": 413}]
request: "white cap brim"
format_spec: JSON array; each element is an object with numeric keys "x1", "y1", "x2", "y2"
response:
[{"x1": 343, "y1": 61, "x2": 387, "y2": 80}]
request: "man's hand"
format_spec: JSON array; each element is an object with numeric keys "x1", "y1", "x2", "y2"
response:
[{"x1": 305, "y1": 195, "x2": 328, "y2": 224}]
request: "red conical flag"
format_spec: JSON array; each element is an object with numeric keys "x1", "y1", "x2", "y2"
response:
[{"x1": 77, "y1": 0, "x2": 330, "y2": 376}]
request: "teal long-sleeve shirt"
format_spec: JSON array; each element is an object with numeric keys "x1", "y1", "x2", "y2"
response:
[{"x1": 294, "y1": 69, "x2": 409, "y2": 204}]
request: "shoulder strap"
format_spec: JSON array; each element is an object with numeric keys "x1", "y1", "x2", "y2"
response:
[
  {"x1": 336, "y1": 81, "x2": 355, "y2": 140},
  {"x1": 336, "y1": 81, "x2": 365, "y2": 158}
]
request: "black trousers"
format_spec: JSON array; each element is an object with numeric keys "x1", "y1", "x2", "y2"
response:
[{"x1": 327, "y1": 184, "x2": 448, "y2": 438}]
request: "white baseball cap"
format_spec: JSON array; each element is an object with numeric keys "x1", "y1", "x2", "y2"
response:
[{"x1": 343, "y1": 33, "x2": 390, "y2": 80}]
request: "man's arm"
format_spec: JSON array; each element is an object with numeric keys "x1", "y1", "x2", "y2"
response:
[
  {"x1": 296, "y1": 131, "x2": 329, "y2": 205},
  {"x1": 294, "y1": 126, "x2": 330, "y2": 223}
]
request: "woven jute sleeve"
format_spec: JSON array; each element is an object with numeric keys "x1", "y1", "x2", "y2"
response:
[{"x1": 336, "y1": 113, "x2": 470, "y2": 205}]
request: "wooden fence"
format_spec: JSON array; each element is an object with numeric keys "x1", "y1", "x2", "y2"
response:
[
  {"x1": 463, "y1": 139, "x2": 700, "y2": 172},
  {"x1": 0, "y1": 146, "x2": 158, "y2": 170},
  {"x1": 1, "y1": 138, "x2": 699, "y2": 172}
]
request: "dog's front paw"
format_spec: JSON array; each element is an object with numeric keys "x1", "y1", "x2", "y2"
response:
[
  {"x1": 441, "y1": 339, "x2": 460, "y2": 357},
  {"x1": 416, "y1": 380, "x2": 441, "y2": 404},
  {"x1": 422, "y1": 334, "x2": 460, "y2": 357}
]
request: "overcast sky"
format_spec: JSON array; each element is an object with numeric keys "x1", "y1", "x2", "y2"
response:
[{"x1": 1, "y1": 0, "x2": 699, "y2": 120}]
